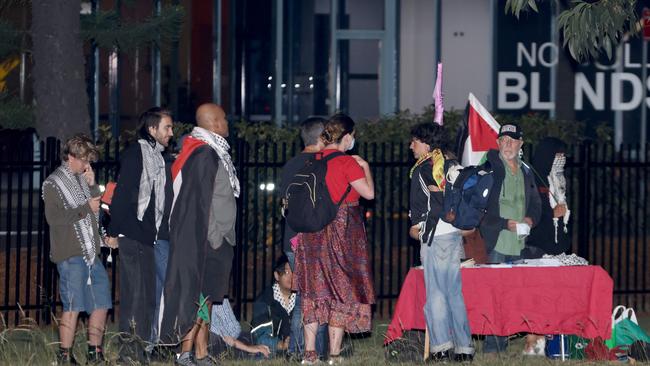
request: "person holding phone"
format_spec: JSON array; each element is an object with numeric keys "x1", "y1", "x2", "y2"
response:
[{"x1": 43, "y1": 134, "x2": 117, "y2": 365}]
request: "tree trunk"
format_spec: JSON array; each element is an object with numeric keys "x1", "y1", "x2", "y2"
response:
[
  {"x1": 31, "y1": 0, "x2": 89, "y2": 140},
  {"x1": 554, "y1": 0, "x2": 577, "y2": 122}
]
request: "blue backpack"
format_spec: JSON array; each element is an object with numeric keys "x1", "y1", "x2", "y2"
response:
[{"x1": 440, "y1": 162, "x2": 494, "y2": 230}]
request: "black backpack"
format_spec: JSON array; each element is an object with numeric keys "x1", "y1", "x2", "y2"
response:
[
  {"x1": 440, "y1": 161, "x2": 494, "y2": 230},
  {"x1": 281, "y1": 151, "x2": 351, "y2": 233}
]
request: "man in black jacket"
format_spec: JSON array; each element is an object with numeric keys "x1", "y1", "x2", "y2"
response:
[
  {"x1": 106, "y1": 107, "x2": 174, "y2": 363},
  {"x1": 478, "y1": 124, "x2": 541, "y2": 354},
  {"x1": 479, "y1": 124, "x2": 541, "y2": 261}
]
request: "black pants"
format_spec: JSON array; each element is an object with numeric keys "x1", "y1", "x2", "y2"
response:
[{"x1": 118, "y1": 237, "x2": 156, "y2": 341}]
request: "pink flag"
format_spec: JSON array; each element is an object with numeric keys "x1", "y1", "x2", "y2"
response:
[{"x1": 433, "y1": 62, "x2": 444, "y2": 125}]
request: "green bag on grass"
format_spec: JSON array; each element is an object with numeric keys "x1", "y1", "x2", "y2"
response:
[
  {"x1": 615, "y1": 318, "x2": 650, "y2": 347},
  {"x1": 605, "y1": 306, "x2": 650, "y2": 348},
  {"x1": 605, "y1": 305, "x2": 626, "y2": 349}
]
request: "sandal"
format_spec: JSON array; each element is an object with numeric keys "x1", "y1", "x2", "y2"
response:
[{"x1": 301, "y1": 350, "x2": 320, "y2": 365}]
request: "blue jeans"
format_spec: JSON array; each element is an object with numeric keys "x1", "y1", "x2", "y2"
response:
[
  {"x1": 482, "y1": 250, "x2": 522, "y2": 353},
  {"x1": 421, "y1": 232, "x2": 474, "y2": 355},
  {"x1": 286, "y1": 251, "x2": 328, "y2": 357},
  {"x1": 151, "y1": 239, "x2": 169, "y2": 344},
  {"x1": 57, "y1": 256, "x2": 112, "y2": 313}
]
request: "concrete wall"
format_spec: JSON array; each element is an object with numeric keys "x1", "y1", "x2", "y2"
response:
[
  {"x1": 440, "y1": 0, "x2": 493, "y2": 111},
  {"x1": 400, "y1": 0, "x2": 493, "y2": 113},
  {"x1": 399, "y1": 0, "x2": 436, "y2": 114}
]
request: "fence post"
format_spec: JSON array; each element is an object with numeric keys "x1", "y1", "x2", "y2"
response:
[
  {"x1": 233, "y1": 138, "x2": 246, "y2": 318},
  {"x1": 41, "y1": 137, "x2": 59, "y2": 324},
  {"x1": 577, "y1": 141, "x2": 591, "y2": 260}
]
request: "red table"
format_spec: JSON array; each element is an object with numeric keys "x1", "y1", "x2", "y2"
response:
[{"x1": 385, "y1": 266, "x2": 613, "y2": 344}]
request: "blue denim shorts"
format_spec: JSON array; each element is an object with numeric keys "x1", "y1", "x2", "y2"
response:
[{"x1": 56, "y1": 256, "x2": 112, "y2": 313}]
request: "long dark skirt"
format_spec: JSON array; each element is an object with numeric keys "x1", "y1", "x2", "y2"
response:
[{"x1": 292, "y1": 204, "x2": 375, "y2": 333}]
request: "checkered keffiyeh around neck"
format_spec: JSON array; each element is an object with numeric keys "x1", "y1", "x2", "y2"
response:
[
  {"x1": 42, "y1": 163, "x2": 98, "y2": 266},
  {"x1": 137, "y1": 139, "x2": 166, "y2": 234},
  {"x1": 190, "y1": 127, "x2": 240, "y2": 197},
  {"x1": 272, "y1": 282, "x2": 296, "y2": 314}
]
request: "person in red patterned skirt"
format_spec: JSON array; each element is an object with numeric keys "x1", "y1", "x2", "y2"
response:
[{"x1": 292, "y1": 113, "x2": 376, "y2": 365}]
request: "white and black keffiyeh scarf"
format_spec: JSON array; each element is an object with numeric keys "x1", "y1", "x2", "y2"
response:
[
  {"x1": 42, "y1": 164, "x2": 98, "y2": 266},
  {"x1": 190, "y1": 127, "x2": 240, "y2": 197},
  {"x1": 137, "y1": 139, "x2": 166, "y2": 233},
  {"x1": 548, "y1": 154, "x2": 570, "y2": 242},
  {"x1": 272, "y1": 283, "x2": 296, "y2": 314}
]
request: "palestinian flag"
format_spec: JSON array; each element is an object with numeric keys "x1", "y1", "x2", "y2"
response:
[
  {"x1": 169, "y1": 136, "x2": 207, "y2": 217},
  {"x1": 455, "y1": 93, "x2": 500, "y2": 166}
]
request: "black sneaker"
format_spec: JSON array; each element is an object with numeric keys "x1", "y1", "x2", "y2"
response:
[
  {"x1": 427, "y1": 350, "x2": 452, "y2": 363},
  {"x1": 453, "y1": 353, "x2": 474, "y2": 363},
  {"x1": 86, "y1": 345, "x2": 106, "y2": 365},
  {"x1": 56, "y1": 348, "x2": 79, "y2": 365}
]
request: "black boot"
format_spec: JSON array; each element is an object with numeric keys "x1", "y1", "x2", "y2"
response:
[
  {"x1": 57, "y1": 347, "x2": 79, "y2": 365},
  {"x1": 86, "y1": 344, "x2": 106, "y2": 365},
  {"x1": 453, "y1": 353, "x2": 474, "y2": 363},
  {"x1": 427, "y1": 350, "x2": 452, "y2": 363}
]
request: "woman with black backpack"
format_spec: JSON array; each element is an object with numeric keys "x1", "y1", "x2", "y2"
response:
[{"x1": 292, "y1": 114, "x2": 375, "y2": 365}]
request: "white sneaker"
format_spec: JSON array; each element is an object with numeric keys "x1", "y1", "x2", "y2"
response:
[
  {"x1": 522, "y1": 347, "x2": 537, "y2": 356},
  {"x1": 534, "y1": 338, "x2": 546, "y2": 356},
  {"x1": 522, "y1": 338, "x2": 546, "y2": 356}
]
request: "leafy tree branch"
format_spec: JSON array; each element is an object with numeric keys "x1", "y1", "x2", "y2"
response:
[{"x1": 505, "y1": 0, "x2": 638, "y2": 61}]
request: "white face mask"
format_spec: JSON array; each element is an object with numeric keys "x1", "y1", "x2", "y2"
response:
[{"x1": 347, "y1": 137, "x2": 355, "y2": 151}]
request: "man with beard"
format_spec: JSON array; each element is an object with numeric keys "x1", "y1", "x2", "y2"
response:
[
  {"x1": 479, "y1": 123, "x2": 541, "y2": 355},
  {"x1": 160, "y1": 103, "x2": 238, "y2": 366},
  {"x1": 106, "y1": 107, "x2": 174, "y2": 363}
]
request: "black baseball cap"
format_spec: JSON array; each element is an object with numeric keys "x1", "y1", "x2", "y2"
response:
[{"x1": 498, "y1": 124, "x2": 522, "y2": 140}]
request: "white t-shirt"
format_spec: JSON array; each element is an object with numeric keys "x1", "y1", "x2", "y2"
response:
[{"x1": 434, "y1": 219, "x2": 459, "y2": 236}]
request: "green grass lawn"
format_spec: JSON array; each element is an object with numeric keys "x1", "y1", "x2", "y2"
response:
[{"x1": 2, "y1": 315, "x2": 650, "y2": 365}]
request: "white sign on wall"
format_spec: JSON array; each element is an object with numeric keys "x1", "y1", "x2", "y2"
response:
[{"x1": 498, "y1": 42, "x2": 650, "y2": 112}]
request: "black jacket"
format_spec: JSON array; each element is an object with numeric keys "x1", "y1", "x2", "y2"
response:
[
  {"x1": 526, "y1": 137, "x2": 570, "y2": 255},
  {"x1": 251, "y1": 286, "x2": 292, "y2": 340},
  {"x1": 479, "y1": 149, "x2": 541, "y2": 254},
  {"x1": 409, "y1": 159, "x2": 443, "y2": 244},
  {"x1": 107, "y1": 143, "x2": 173, "y2": 245}
]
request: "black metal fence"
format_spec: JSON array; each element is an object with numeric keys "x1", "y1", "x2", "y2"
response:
[{"x1": 1, "y1": 138, "x2": 649, "y2": 326}]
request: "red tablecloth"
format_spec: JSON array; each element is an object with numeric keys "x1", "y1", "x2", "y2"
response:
[{"x1": 385, "y1": 266, "x2": 613, "y2": 344}]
